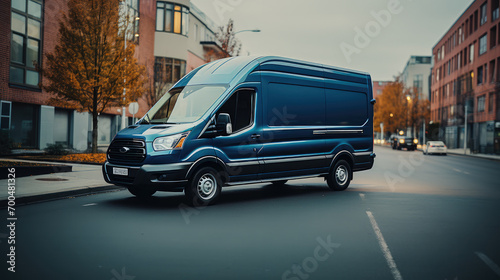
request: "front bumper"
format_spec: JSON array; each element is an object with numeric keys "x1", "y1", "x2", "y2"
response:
[{"x1": 102, "y1": 161, "x2": 191, "y2": 191}]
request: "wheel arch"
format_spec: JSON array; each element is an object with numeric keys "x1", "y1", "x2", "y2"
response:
[
  {"x1": 185, "y1": 156, "x2": 228, "y2": 184},
  {"x1": 329, "y1": 150, "x2": 354, "y2": 180}
]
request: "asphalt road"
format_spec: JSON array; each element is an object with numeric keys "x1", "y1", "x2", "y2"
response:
[{"x1": 2, "y1": 147, "x2": 500, "y2": 280}]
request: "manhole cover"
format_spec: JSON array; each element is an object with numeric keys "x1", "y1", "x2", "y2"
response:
[{"x1": 36, "y1": 178, "x2": 69, "y2": 181}]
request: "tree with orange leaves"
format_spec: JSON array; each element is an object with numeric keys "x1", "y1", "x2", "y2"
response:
[
  {"x1": 374, "y1": 77, "x2": 430, "y2": 138},
  {"x1": 42, "y1": 0, "x2": 146, "y2": 153},
  {"x1": 374, "y1": 78, "x2": 407, "y2": 136},
  {"x1": 204, "y1": 18, "x2": 242, "y2": 61}
]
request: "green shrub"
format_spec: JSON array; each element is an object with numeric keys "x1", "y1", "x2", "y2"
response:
[
  {"x1": 45, "y1": 143, "x2": 69, "y2": 155},
  {"x1": 0, "y1": 131, "x2": 12, "y2": 155}
]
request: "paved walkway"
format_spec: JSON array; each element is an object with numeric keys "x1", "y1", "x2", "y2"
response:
[
  {"x1": 377, "y1": 144, "x2": 500, "y2": 161},
  {"x1": 0, "y1": 158, "x2": 122, "y2": 206}
]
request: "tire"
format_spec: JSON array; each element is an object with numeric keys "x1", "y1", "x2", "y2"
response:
[
  {"x1": 185, "y1": 167, "x2": 222, "y2": 206},
  {"x1": 272, "y1": 180, "x2": 288, "y2": 186},
  {"x1": 128, "y1": 185, "x2": 156, "y2": 198},
  {"x1": 326, "y1": 160, "x2": 351, "y2": 191}
]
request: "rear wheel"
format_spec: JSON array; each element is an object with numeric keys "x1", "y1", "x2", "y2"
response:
[
  {"x1": 128, "y1": 185, "x2": 156, "y2": 198},
  {"x1": 327, "y1": 160, "x2": 351, "y2": 191},
  {"x1": 185, "y1": 167, "x2": 222, "y2": 206}
]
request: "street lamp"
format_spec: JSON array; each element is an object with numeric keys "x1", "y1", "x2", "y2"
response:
[{"x1": 234, "y1": 29, "x2": 261, "y2": 35}]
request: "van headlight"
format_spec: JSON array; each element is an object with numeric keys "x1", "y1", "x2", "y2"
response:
[{"x1": 153, "y1": 133, "x2": 188, "y2": 151}]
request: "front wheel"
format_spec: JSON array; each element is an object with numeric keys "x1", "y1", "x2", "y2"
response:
[
  {"x1": 326, "y1": 160, "x2": 351, "y2": 191},
  {"x1": 185, "y1": 167, "x2": 222, "y2": 206}
]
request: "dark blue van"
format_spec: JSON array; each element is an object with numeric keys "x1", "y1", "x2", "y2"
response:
[{"x1": 103, "y1": 56, "x2": 375, "y2": 205}]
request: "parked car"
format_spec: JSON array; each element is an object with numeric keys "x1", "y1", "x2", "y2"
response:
[
  {"x1": 391, "y1": 136, "x2": 417, "y2": 151},
  {"x1": 103, "y1": 56, "x2": 375, "y2": 206},
  {"x1": 424, "y1": 141, "x2": 447, "y2": 155}
]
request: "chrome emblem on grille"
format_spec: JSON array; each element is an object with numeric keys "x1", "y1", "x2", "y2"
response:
[{"x1": 120, "y1": 147, "x2": 130, "y2": 153}]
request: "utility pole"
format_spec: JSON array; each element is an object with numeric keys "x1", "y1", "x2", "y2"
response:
[
  {"x1": 121, "y1": 2, "x2": 128, "y2": 130},
  {"x1": 464, "y1": 103, "x2": 468, "y2": 155},
  {"x1": 423, "y1": 120, "x2": 426, "y2": 146}
]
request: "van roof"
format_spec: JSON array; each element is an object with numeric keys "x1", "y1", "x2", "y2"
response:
[{"x1": 173, "y1": 56, "x2": 370, "y2": 88}]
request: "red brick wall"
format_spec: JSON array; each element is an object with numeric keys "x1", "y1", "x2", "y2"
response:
[
  {"x1": 1, "y1": 0, "x2": 156, "y2": 119},
  {"x1": 431, "y1": 0, "x2": 500, "y2": 125},
  {"x1": 0, "y1": 0, "x2": 67, "y2": 105}
]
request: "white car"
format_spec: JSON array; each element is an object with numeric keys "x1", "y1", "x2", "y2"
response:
[{"x1": 425, "y1": 141, "x2": 447, "y2": 155}]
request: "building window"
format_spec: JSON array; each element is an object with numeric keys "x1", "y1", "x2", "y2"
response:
[
  {"x1": 481, "y1": 3, "x2": 488, "y2": 25},
  {"x1": 0, "y1": 101, "x2": 12, "y2": 130},
  {"x1": 470, "y1": 43, "x2": 475, "y2": 62},
  {"x1": 489, "y1": 93, "x2": 495, "y2": 112},
  {"x1": 194, "y1": 23, "x2": 198, "y2": 41},
  {"x1": 479, "y1": 34, "x2": 488, "y2": 55},
  {"x1": 478, "y1": 66, "x2": 484, "y2": 85},
  {"x1": 478, "y1": 96, "x2": 486, "y2": 112},
  {"x1": 154, "y1": 57, "x2": 186, "y2": 94},
  {"x1": 156, "y1": 2, "x2": 189, "y2": 36},
  {"x1": 413, "y1": 74, "x2": 423, "y2": 93},
  {"x1": 491, "y1": 26, "x2": 498, "y2": 48},
  {"x1": 10, "y1": 0, "x2": 43, "y2": 88},
  {"x1": 494, "y1": 0, "x2": 500, "y2": 21},
  {"x1": 120, "y1": 0, "x2": 140, "y2": 43}
]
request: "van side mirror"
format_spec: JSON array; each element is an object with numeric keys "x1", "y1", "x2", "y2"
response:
[{"x1": 216, "y1": 113, "x2": 233, "y2": 136}]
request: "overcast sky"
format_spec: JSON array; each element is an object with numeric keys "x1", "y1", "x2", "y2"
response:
[{"x1": 191, "y1": 0, "x2": 474, "y2": 81}]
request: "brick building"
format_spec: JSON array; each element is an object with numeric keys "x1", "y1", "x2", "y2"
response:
[
  {"x1": 372, "y1": 81, "x2": 391, "y2": 99},
  {"x1": 0, "y1": 0, "x2": 222, "y2": 150},
  {"x1": 431, "y1": 0, "x2": 500, "y2": 154}
]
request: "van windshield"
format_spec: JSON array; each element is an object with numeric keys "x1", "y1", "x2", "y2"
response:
[{"x1": 140, "y1": 85, "x2": 227, "y2": 124}]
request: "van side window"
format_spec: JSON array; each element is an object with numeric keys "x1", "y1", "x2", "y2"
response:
[
  {"x1": 325, "y1": 89, "x2": 368, "y2": 126},
  {"x1": 267, "y1": 83, "x2": 325, "y2": 126},
  {"x1": 217, "y1": 90, "x2": 255, "y2": 132}
]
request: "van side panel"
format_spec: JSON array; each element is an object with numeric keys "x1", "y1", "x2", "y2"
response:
[{"x1": 258, "y1": 71, "x2": 328, "y2": 180}]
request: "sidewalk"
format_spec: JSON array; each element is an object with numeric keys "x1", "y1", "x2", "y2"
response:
[
  {"x1": 377, "y1": 144, "x2": 500, "y2": 161},
  {"x1": 1, "y1": 159, "x2": 123, "y2": 207},
  {"x1": 445, "y1": 148, "x2": 500, "y2": 161}
]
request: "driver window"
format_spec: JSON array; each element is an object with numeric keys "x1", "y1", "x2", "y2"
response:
[{"x1": 217, "y1": 89, "x2": 255, "y2": 132}]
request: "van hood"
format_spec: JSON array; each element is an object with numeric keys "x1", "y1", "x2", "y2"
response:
[{"x1": 113, "y1": 123, "x2": 195, "y2": 142}]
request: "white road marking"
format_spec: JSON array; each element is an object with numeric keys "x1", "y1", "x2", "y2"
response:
[
  {"x1": 366, "y1": 211, "x2": 403, "y2": 280},
  {"x1": 452, "y1": 168, "x2": 470, "y2": 175},
  {"x1": 475, "y1": 252, "x2": 500, "y2": 276},
  {"x1": 82, "y1": 203, "x2": 97, "y2": 207},
  {"x1": 359, "y1": 193, "x2": 366, "y2": 201}
]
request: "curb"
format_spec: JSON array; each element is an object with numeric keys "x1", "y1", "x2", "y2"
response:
[
  {"x1": 1, "y1": 185, "x2": 125, "y2": 208},
  {"x1": 445, "y1": 152, "x2": 500, "y2": 162},
  {"x1": 376, "y1": 144, "x2": 500, "y2": 162}
]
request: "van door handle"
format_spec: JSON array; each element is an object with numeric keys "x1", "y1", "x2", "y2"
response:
[{"x1": 251, "y1": 134, "x2": 261, "y2": 139}]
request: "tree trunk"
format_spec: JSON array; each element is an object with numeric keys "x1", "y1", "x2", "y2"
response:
[{"x1": 91, "y1": 87, "x2": 99, "y2": 154}]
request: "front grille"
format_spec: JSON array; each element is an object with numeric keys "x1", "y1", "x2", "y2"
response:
[{"x1": 107, "y1": 139, "x2": 146, "y2": 164}]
